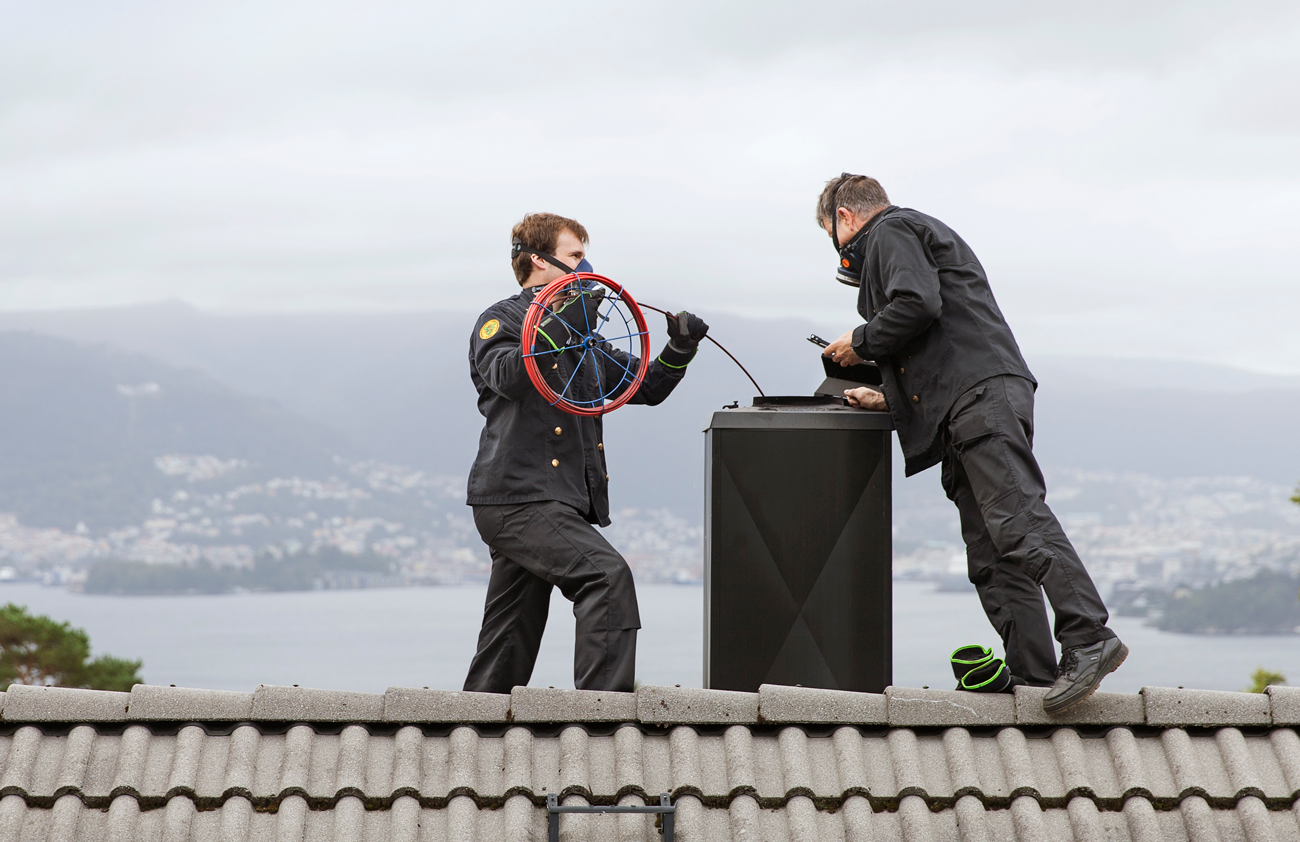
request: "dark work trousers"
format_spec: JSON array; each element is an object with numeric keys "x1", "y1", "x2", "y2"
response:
[
  {"x1": 463, "y1": 500, "x2": 640, "y2": 694},
  {"x1": 940, "y1": 375, "x2": 1115, "y2": 687}
]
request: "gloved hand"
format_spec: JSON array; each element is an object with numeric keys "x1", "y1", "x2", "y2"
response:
[
  {"x1": 666, "y1": 310, "x2": 709, "y2": 353},
  {"x1": 557, "y1": 285, "x2": 606, "y2": 337}
]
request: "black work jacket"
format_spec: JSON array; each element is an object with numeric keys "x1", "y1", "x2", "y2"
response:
[
  {"x1": 466, "y1": 286, "x2": 693, "y2": 526},
  {"x1": 848, "y1": 206, "x2": 1035, "y2": 476}
]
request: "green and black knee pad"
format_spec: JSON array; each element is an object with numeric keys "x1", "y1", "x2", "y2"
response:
[{"x1": 950, "y1": 644, "x2": 1025, "y2": 694}]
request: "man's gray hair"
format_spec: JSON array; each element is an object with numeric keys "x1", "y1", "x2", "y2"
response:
[{"x1": 815, "y1": 174, "x2": 890, "y2": 227}]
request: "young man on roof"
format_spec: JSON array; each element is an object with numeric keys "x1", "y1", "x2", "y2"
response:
[
  {"x1": 817, "y1": 174, "x2": 1126, "y2": 715},
  {"x1": 462, "y1": 212, "x2": 708, "y2": 694}
]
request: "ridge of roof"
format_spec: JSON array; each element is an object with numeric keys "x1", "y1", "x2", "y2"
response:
[
  {"x1": 2, "y1": 703, "x2": 1300, "y2": 840},
  {"x1": 0, "y1": 682, "x2": 1293, "y2": 728}
]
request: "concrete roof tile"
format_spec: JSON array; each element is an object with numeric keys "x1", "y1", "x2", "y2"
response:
[
  {"x1": 382, "y1": 686, "x2": 509, "y2": 723},
  {"x1": 885, "y1": 686, "x2": 1015, "y2": 727},
  {"x1": 2, "y1": 684, "x2": 130, "y2": 722},
  {"x1": 128, "y1": 685, "x2": 254, "y2": 721},
  {"x1": 757, "y1": 684, "x2": 887, "y2": 724},
  {"x1": 667, "y1": 724, "x2": 704, "y2": 790},
  {"x1": 3, "y1": 683, "x2": 1300, "y2": 840},
  {"x1": 250, "y1": 684, "x2": 384, "y2": 722},
  {"x1": 1265, "y1": 684, "x2": 1300, "y2": 726},
  {"x1": 940, "y1": 727, "x2": 981, "y2": 796},
  {"x1": 222, "y1": 725, "x2": 260, "y2": 791},
  {"x1": 1268, "y1": 728, "x2": 1300, "y2": 793},
  {"x1": 830, "y1": 726, "x2": 870, "y2": 792},
  {"x1": 279, "y1": 724, "x2": 314, "y2": 791},
  {"x1": 1013, "y1": 687, "x2": 1145, "y2": 725},
  {"x1": 636, "y1": 685, "x2": 758, "y2": 725},
  {"x1": 509, "y1": 687, "x2": 636, "y2": 722},
  {"x1": 1141, "y1": 686, "x2": 1272, "y2": 727}
]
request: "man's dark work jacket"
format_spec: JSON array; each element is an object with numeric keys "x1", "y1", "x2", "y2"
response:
[
  {"x1": 467, "y1": 286, "x2": 693, "y2": 527},
  {"x1": 848, "y1": 206, "x2": 1035, "y2": 477}
]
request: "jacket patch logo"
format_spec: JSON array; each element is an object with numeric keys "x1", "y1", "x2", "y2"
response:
[{"x1": 479, "y1": 319, "x2": 500, "y2": 340}]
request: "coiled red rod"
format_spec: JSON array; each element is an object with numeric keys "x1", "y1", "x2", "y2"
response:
[{"x1": 638, "y1": 302, "x2": 765, "y2": 397}]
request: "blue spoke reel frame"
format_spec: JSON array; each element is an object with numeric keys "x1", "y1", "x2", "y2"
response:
[{"x1": 521, "y1": 273, "x2": 651, "y2": 416}]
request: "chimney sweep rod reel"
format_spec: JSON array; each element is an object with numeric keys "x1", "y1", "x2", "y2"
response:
[
  {"x1": 522, "y1": 273, "x2": 765, "y2": 416},
  {"x1": 521, "y1": 272, "x2": 651, "y2": 416}
]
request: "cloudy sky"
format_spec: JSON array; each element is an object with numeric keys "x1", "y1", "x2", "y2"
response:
[{"x1": 3, "y1": 1, "x2": 1298, "y2": 371}]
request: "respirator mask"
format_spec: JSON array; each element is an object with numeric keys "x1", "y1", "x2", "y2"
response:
[{"x1": 833, "y1": 226, "x2": 871, "y2": 288}]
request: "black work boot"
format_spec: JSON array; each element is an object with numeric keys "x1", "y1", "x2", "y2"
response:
[{"x1": 1043, "y1": 638, "x2": 1128, "y2": 715}]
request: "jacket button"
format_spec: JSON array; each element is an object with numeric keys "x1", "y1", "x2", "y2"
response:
[
  {"x1": 554, "y1": 427, "x2": 562, "y2": 435},
  {"x1": 899, "y1": 367, "x2": 905, "y2": 374},
  {"x1": 912, "y1": 395, "x2": 919, "y2": 403},
  {"x1": 597, "y1": 442, "x2": 603, "y2": 451},
  {"x1": 551, "y1": 459, "x2": 559, "y2": 467},
  {"x1": 552, "y1": 363, "x2": 558, "y2": 370},
  {"x1": 606, "y1": 474, "x2": 610, "y2": 481}
]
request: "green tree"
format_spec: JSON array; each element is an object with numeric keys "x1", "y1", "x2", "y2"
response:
[
  {"x1": 0, "y1": 603, "x2": 142, "y2": 691},
  {"x1": 1246, "y1": 667, "x2": 1287, "y2": 693}
]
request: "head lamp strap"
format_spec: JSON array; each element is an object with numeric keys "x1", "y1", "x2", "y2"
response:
[
  {"x1": 511, "y1": 236, "x2": 580, "y2": 275},
  {"x1": 829, "y1": 171, "x2": 855, "y2": 251}
]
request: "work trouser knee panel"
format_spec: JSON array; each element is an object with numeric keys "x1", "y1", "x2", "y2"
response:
[
  {"x1": 982, "y1": 499, "x2": 1054, "y2": 580},
  {"x1": 528, "y1": 502, "x2": 641, "y2": 631},
  {"x1": 950, "y1": 429, "x2": 1056, "y2": 575}
]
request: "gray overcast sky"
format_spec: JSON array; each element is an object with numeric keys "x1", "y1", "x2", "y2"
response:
[{"x1": 2, "y1": 1, "x2": 1298, "y2": 371}]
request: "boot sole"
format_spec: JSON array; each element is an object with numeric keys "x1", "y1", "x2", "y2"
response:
[{"x1": 1045, "y1": 642, "x2": 1129, "y2": 716}]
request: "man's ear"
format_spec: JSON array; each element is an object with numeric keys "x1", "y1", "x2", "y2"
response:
[
  {"x1": 837, "y1": 206, "x2": 853, "y2": 223},
  {"x1": 529, "y1": 253, "x2": 550, "y2": 272}
]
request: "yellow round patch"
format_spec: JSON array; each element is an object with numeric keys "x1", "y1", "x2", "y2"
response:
[{"x1": 478, "y1": 318, "x2": 500, "y2": 340}]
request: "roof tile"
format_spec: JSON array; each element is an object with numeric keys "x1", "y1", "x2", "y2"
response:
[
  {"x1": 382, "y1": 686, "x2": 509, "y2": 723},
  {"x1": 166, "y1": 725, "x2": 206, "y2": 793},
  {"x1": 53, "y1": 724, "x2": 98, "y2": 794},
  {"x1": 777, "y1": 727, "x2": 815, "y2": 792},
  {"x1": 4, "y1": 683, "x2": 1300, "y2": 840},
  {"x1": 1268, "y1": 728, "x2": 1300, "y2": 793},
  {"x1": 1266, "y1": 685, "x2": 1300, "y2": 726},
  {"x1": 2, "y1": 685, "x2": 130, "y2": 722},
  {"x1": 885, "y1": 686, "x2": 1015, "y2": 727},
  {"x1": 128, "y1": 685, "x2": 254, "y2": 721},
  {"x1": 250, "y1": 684, "x2": 383, "y2": 722},
  {"x1": 830, "y1": 726, "x2": 870, "y2": 793},
  {"x1": 757, "y1": 684, "x2": 887, "y2": 724},
  {"x1": 636, "y1": 685, "x2": 758, "y2": 725},
  {"x1": 1141, "y1": 687, "x2": 1272, "y2": 727},
  {"x1": 509, "y1": 687, "x2": 635, "y2": 722},
  {"x1": 1013, "y1": 687, "x2": 1145, "y2": 725},
  {"x1": 668, "y1": 725, "x2": 704, "y2": 791},
  {"x1": 280, "y1": 724, "x2": 314, "y2": 791}
]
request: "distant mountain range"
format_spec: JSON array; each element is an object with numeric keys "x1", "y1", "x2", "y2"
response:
[
  {"x1": 0, "y1": 301, "x2": 1295, "y2": 529},
  {"x1": 0, "y1": 331, "x2": 347, "y2": 529}
]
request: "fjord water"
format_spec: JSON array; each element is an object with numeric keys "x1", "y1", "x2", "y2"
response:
[{"x1": 2, "y1": 580, "x2": 1291, "y2": 694}]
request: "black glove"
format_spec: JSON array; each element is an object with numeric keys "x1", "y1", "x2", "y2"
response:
[
  {"x1": 557, "y1": 286, "x2": 606, "y2": 336},
  {"x1": 536, "y1": 286, "x2": 605, "y2": 352},
  {"x1": 666, "y1": 310, "x2": 709, "y2": 352}
]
